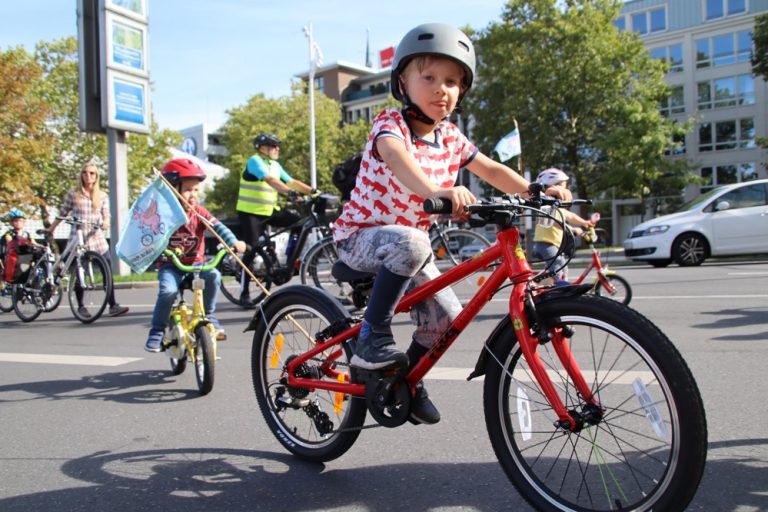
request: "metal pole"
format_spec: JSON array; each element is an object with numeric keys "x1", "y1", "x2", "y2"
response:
[
  {"x1": 305, "y1": 23, "x2": 317, "y2": 189},
  {"x1": 107, "y1": 128, "x2": 130, "y2": 276}
]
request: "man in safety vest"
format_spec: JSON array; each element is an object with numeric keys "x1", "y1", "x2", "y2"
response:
[{"x1": 236, "y1": 133, "x2": 314, "y2": 306}]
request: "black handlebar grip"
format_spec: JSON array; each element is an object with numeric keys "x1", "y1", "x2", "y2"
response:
[{"x1": 423, "y1": 198, "x2": 453, "y2": 214}]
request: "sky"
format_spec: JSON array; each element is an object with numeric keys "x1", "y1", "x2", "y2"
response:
[{"x1": 0, "y1": 1, "x2": 508, "y2": 132}]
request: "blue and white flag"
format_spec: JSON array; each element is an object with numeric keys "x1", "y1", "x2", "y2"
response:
[
  {"x1": 494, "y1": 128, "x2": 522, "y2": 162},
  {"x1": 116, "y1": 178, "x2": 187, "y2": 274}
]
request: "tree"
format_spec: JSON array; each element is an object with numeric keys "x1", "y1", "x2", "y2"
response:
[
  {"x1": 204, "y1": 84, "x2": 370, "y2": 218},
  {"x1": 0, "y1": 38, "x2": 182, "y2": 222},
  {"x1": 752, "y1": 13, "x2": 768, "y2": 155},
  {"x1": 31, "y1": 37, "x2": 181, "y2": 219},
  {"x1": 0, "y1": 47, "x2": 52, "y2": 211},
  {"x1": 752, "y1": 13, "x2": 768, "y2": 80},
  {"x1": 467, "y1": 0, "x2": 697, "y2": 208}
]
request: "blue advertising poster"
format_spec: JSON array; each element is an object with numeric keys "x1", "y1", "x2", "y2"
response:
[
  {"x1": 114, "y1": 78, "x2": 145, "y2": 124},
  {"x1": 111, "y1": 20, "x2": 144, "y2": 71}
]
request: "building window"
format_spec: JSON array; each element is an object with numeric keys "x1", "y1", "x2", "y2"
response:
[
  {"x1": 697, "y1": 31, "x2": 752, "y2": 68},
  {"x1": 697, "y1": 74, "x2": 754, "y2": 110},
  {"x1": 700, "y1": 162, "x2": 756, "y2": 191},
  {"x1": 698, "y1": 118, "x2": 755, "y2": 152},
  {"x1": 665, "y1": 129, "x2": 687, "y2": 156},
  {"x1": 660, "y1": 85, "x2": 685, "y2": 116},
  {"x1": 613, "y1": 16, "x2": 626, "y2": 32},
  {"x1": 650, "y1": 43, "x2": 684, "y2": 73},
  {"x1": 631, "y1": 7, "x2": 666, "y2": 35},
  {"x1": 314, "y1": 76, "x2": 325, "y2": 93},
  {"x1": 705, "y1": 0, "x2": 747, "y2": 21}
]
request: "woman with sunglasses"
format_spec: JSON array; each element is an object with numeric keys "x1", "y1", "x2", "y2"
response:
[{"x1": 46, "y1": 162, "x2": 129, "y2": 318}]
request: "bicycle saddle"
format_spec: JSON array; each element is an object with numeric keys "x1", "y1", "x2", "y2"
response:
[{"x1": 331, "y1": 261, "x2": 374, "y2": 282}]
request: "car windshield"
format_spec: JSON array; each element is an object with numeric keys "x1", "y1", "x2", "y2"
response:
[{"x1": 675, "y1": 186, "x2": 726, "y2": 213}]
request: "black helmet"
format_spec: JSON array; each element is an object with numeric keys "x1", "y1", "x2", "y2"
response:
[
  {"x1": 253, "y1": 133, "x2": 281, "y2": 149},
  {"x1": 390, "y1": 23, "x2": 476, "y2": 105}
]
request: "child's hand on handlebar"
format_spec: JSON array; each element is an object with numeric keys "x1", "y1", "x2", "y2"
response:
[
  {"x1": 232, "y1": 241, "x2": 247, "y2": 254},
  {"x1": 433, "y1": 186, "x2": 476, "y2": 217},
  {"x1": 544, "y1": 184, "x2": 572, "y2": 201}
]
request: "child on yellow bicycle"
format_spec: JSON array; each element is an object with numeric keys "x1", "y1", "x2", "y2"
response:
[
  {"x1": 531, "y1": 168, "x2": 595, "y2": 283},
  {"x1": 332, "y1": 23, "x2": 569, "y2": 425},
  {"x1": 144, "y1": 159, "x2": 246, "y2": 353}
]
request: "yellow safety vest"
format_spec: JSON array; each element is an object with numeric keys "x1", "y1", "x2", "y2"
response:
[{"x1": 236, "y1": 155, "x2": 280, "y2": 216}]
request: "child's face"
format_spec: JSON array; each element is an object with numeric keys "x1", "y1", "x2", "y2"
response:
[
  {"x1": 11, "y1": 217, "x2": 25, "y2": 231},
  {"x1": 401, "y1": 56, "x2": 465, "y2": 122},
  {"x1": 179, "y1": 179, "x2": 201, "y2": 207}
]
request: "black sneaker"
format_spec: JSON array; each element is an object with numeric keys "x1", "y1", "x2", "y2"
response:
[
  {"x1": 409, "y1": 381, "x2": 441, "y2": 425},
  {"x1": 350, "y1": 325, "x2": 408, "y2": 370},
  {"x1": 77, "y1": 306, "x2": 91, "y2": 318}
]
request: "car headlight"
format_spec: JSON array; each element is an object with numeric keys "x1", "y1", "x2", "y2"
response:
[{"x1": 640, "y1": 225, "x2": 670, "y2": 236}]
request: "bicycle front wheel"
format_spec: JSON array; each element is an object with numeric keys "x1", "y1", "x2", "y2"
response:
[
  {"x1": 299, "y1": 236, "x2": 352, "y2": 302},
  {"x1": 13, "y1": 284, "x2": 43, "y2": 322},
  {"x1": 483, "y1": 294, "x2": 707, "y2": 512},
  {"x1": 251, "y1": 287, "x2": 366, "y2": 462},
  {"x1": 68, "y1": 251, "x2": 111, "y2": 324},
  {"x1": 219, "y1": 248, "x2": 273, "y2": 308},
  {"x1": 194, "y1": 324, "x2": 215, "y2": 395},
  {"x1": 430, "y1": 228, "x2": 491, "y2": 271},
  {"x1": 594, "y1": 273, "x2": 632, "y2": 305}
]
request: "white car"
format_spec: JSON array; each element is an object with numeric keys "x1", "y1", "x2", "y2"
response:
[{"x1": 623, "y1": 178, "x2": 768, "y2": 267}]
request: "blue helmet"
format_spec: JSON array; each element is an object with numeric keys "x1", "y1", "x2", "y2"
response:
[{"x1": 7, "y1": 208, "x2": 25, "y2": 219}]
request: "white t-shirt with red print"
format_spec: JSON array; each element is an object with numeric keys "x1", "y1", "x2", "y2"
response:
[{"x1": 333, "y1": 108, "x2": 478, "y2": 242}]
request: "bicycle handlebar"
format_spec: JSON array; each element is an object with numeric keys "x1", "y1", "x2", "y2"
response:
[
  {"x1": 424, "y1": 195, "x2": 592, "y2": 215},
  {"x1": 162, "y1": 248, "x2": 229, "y2": 273},
  {"x1": 55, "y1": 216, "x2": 103, "y2": 229}
]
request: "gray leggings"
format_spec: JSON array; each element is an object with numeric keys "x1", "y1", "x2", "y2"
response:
[{"x1": 338, "y1": 225, "x2": 463, "y2": 348}]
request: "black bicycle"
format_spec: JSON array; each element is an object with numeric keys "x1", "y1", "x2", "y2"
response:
[{"x1": 218, "y1": 193, "x2": 339, "y2": 308}]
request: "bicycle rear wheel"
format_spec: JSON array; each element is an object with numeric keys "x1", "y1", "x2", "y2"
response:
[
  {"x1": 299, "y1": 236, "x2": 352, "y2": 302},
  {"x1": 12, "y1": 284, "x2": 43, "y2": 322},
  {"x1": 483, "y1": 294, "x2": 707, "y2": 512},
  {"x1": 68, "y1": 251, "x2": 111, "y2": 323},
  {"x1": 251, "y1": 286, "x2": 366, "y2": 462},
  {"x1": 594, "y1": 273, "x2": 632, "y2": 305},
  {"x1": 430, "y1": 228, "x2": 491, "y2": 271},
  {"x1": 194, "y1": 324, "x2": 215, "y2": 395}
]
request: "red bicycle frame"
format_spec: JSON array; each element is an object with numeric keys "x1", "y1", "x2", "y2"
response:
[{"x1": 283, "y1": 225, "x2": 600, "y2": 430}]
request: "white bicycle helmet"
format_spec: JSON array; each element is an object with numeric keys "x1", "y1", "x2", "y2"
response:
[{"x1": 536, "y1": 168, "x2": 569, "y2": 186}]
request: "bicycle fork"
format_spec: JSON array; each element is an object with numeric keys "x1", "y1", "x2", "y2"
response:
[{"x1": 511, "y1": 287, "x2": 603, "y2": 432}]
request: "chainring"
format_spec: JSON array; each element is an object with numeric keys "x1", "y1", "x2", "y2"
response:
[{"x1": 365, "y1": 374, "x2": 411, "y2": 428}]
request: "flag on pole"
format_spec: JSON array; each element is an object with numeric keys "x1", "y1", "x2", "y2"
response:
[
  {"x1": 494, "y1": 128, "x2": 522, "y2": 162},
  {"x1": 116, "y1": 178, "x2": 188, "y2": 274}
]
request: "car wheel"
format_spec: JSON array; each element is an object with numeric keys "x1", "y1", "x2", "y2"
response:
[
  {"x1": 672, "y1": 233, "x2": 708, "y2": 266},
  {"x1": 649, "y1": 259, "x2": 672, "y2": 268}
]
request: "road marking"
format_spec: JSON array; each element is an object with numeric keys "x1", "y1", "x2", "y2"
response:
[
  {"x1": 425, "y1": 367, "x2": 654, "y2": 384},
  {"x1": 727, "y1": 271, "x2": 768, "y2": 276},
  {"x1": 0, "y1": 353, "x2": 142, "y2": 366},
  {"x1": 481, "y1": 294, "x2": 768, "y2": 302}
]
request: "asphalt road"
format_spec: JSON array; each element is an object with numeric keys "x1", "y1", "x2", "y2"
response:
[{"x1": 1, "y1": 261, "x2": 767, "y2": 511}]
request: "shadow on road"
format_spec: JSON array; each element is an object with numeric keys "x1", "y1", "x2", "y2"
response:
[
  {"x1": 0, "y1": 439, "x2": 765, "y2": 511},
  {"x1": 693, "y1": 307, "x2": 768, "y2": 341},
  {"x1": 0, "y1": 370, "x2": 199, "y2": 404}
]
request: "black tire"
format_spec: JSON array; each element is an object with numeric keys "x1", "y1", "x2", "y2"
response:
[
  {"x1": 299, "y1": 236, "x2": 352, "y2": 302},
  {"x1": 430, "y1": 228, "x2": 491, "y2": 271},
  {"x1": 0, "y1": 280, "x2": 14, "y2": 313},
  {"x1": 218, "y1": 248, "x2": 273, "y2": 308},
  {"x1": 251, "y1": 287, "x2": 367, "y2": 462},
  {"x1": 167, "y1": 319, "x2": 187, "y2": 376},
  {"x1": 194, "y1": 324, "x2": 215, "y2": 395},
  {"x1": 42, "y1": 283, "x2": 63, "y2": 312},
  {"x1": 483, "y1": 295, "x2": 707, "y2": 512},
  {"x1": 12, "y1": 284, "x2": 43, "y2": 322},
  {"x1": 68, "y1": 251, "x2": 111, "y2": 324},
  {"x1": 672, "y1": 233, "x2": 708, "y2": 266},
  {"x1": 594, "y1": 273, "x2": 632, "y2": 305}
]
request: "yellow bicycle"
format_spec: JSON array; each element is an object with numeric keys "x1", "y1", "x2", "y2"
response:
[{"x1": 161, "y1": 248, "x2": 227, "y2": 395}]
